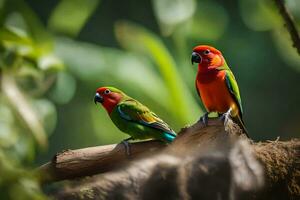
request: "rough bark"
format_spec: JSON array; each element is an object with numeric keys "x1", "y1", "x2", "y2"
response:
[
  {"x1": 38, "y1": 140, "x2": 166, "y2": 183},
  {"x1": 43, "y1": 119, "x2": 299, "y2": 200}
]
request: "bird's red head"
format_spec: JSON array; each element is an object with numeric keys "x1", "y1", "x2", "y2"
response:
[
  {"x1": 94, "y1": 87, "x2": 123, "y2": 114},
  {"x1": 191, "y1": 45, "x2": 224, "y2": 72}
]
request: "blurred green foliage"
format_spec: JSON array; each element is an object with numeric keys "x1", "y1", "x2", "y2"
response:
[{"x1": 0, "y1": 0, "x2": 299, "y2": 199}]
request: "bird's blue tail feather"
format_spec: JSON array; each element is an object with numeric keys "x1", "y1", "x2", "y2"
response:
[{"x1": 162, "y1": 132, "x2": 176, "y2": 143}]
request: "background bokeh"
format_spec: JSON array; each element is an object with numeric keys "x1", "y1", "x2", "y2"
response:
[{"x1": 0, "y1": 0, "x2": 299, "y2": 199}]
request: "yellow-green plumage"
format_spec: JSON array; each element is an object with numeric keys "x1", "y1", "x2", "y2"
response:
[{"x1": 96, "y1": 87, "x2": 176, "y2": 142}]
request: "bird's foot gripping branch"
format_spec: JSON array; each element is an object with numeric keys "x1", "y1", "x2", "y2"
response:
[{"x1": 39, "y1": 119, "x2": 300, "y2": 200}]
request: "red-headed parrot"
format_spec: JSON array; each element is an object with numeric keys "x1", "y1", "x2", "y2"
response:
[
  {"x1": 191, "y1": 45, "x2": 248, "y2": 136},
  {"x1": 94, "y1": 87, "x2": 177, "y2": 144}
]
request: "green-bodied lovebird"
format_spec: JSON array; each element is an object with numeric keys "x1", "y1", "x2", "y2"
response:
[
  {"x1": 94, "y1": 87, "x2": 177, "y2": 144},
  {"x1": 191, "y1": 45, "x2": 249, "y2": 137}
]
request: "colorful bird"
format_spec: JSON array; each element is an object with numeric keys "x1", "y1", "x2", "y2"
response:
[
  {"x1": 94, "y1": 87, "x2": 177, "y2": 147},
  {"x1": 191, "y1": 45, "x2": 248, "y2": 136}
]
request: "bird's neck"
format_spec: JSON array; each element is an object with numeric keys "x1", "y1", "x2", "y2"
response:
[
  {"x1": 197, "y1": 66, "x2": 225, "y2": 84},
  {"x1": 197, "y1": 64, "x2": 220, "y2": 73},
  {"x1": 103, "y1": 96, "x2": 123, "y2": 114}
]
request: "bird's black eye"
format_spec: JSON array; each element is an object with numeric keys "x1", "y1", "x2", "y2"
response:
[
  {"x1": 104, "y1": 89, "x2": 111, "y2": 94},
  {"x1": 203, "y1": 50, "x2": 210, "y2": 55}
]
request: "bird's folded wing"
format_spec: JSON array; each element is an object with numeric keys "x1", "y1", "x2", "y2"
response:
[
  {"x1": 117, "y1": 99, "x2": 175, "y2": 135},
  {"x1": 225, "y1": 70, "x2": 243, "y2": 114}
]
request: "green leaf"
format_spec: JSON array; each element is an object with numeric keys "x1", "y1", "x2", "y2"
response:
[
  {"x1": 55, "y1": 37, "x2": 171, "y2": 110},
  {"x1": 1, "y1": 72, "x2": 48, "y2": 149},
  {"x1": 0, "y1": 26, "x2": 33, "y2": 52},
  {"x1": 13, "y1": 0, "x2": 52, "y2": 47},
  {"x1": 1, "y1": 0, "x2": 58, "y2": 67},
  {"x1": 17, "y1": 61, "x2": 41, "y2": 79},
  {"x1": 115, "y1": 21, "x2": 202, "y2": 124},
  {"x1": 0, "y1": 102, "x2": 18, "y2": 148},
  {"x1": 48, "y1": 0, "x2": 100, "y2": 37},
  {"x1": 4, "y1": 11, "x2": 28, "y2": 32},
  {"x1": 54, "y1": 37, "x2": 108, "y2": 81},
  {"x1": 37, "y1": 53, "x2": 64, "y2": 71},
  {"x1": 152, "y1": 0, "x2": 196, "y2": 35},
  {"x1": 0, "y1": 25, "x2": 63, "y2": 71}
]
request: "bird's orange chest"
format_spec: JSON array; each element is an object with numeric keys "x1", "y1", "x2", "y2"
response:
[{"x1": 196, "y1": 70, "x2": 234, "y2": 113}]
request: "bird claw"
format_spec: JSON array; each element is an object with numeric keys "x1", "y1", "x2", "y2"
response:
[
  {"x1": 219, "y1": 108, "x2": 232, "y2": 126},
  {"x1": 198, "y1": 112, "x2": 209, "y2": 126},
  {"x1": 121, "y1": 138, "x2": 132, "y2": 156}
]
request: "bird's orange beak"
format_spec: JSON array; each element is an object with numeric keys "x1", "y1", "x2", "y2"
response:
[{"x1": 191, "y1": 52, "x2": 202, "y2": 65}]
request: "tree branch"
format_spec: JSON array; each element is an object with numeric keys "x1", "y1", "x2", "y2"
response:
[
  {"x1": 51, "y1": 119, "x2": 299, "y2": 200},
  {"x1": 37, "y1": 119, "x2": 232, "y2": 183},
  {"x1": 274, "y1": 0, "x2": 300, "y2": 55},
  {"x1": 39, "y1": 119, "x2": 299, "y2": 199},
  {"x1": 38, "y1": 140, "x2": 166, "y2": 183}
]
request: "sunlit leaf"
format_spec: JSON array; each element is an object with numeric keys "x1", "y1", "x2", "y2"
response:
[
  {"x1": 37, "y1": 53, "x2": 64, "y2": 71},
  {"x1": 0, "y1": 26, "x2": 32, "y2": 47},
  {"x1": 55, "y1": 37, "x2": 171, "y2": 110},
  {"x1": 54, "y1": 37, "x2": 108, "y2": 81},
  {"x1": 1, "y1": 72, "x2": 48, "y2": 148},
  {"x1": 3, "y1": 0, "x2": 57, "y2": 65},
  {"x1": 12, "y1": 0, "x2": 52, "y2": 49},
  {"x1": 0, "y1": 102, "x2": 18, "y2": 147},
  {"x1": 48, "y1": 0, "x2": 100, "y2": 37},
  {"x1": 115, "y1": 21, "x2": 201, "y2": 124},
  {"x1": 5, "y1": 12, "x2": 28, "y2": 32},
  {"x1": 0, "y1": 28, "x2": 34, "y2": 62},
  {"x1": 112, "y1": 55, "x2": 171, "y2": 110},
  {"x1": 17, "y1": 62, "x2": 41, "y2": 79},
  {"x1": 152, "y1": 0, "x2": 196, "y2": 35},
  {"x1": 0, "y1": 26, "x2": 64, "y2": 72}
]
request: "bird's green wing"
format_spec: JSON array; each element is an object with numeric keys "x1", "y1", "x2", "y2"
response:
[
  {"x1": 117, "y1": 99, "x2": 176, "y2": 135},
  {"x1": 224, "y1": 70, "x2": 243, "y2": 115}
]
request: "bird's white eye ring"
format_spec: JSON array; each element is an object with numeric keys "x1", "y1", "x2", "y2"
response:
[
  {"x1": 104, "y1": 89, "x2": 111, "y2": 94},
  {"x1": 203, "y1": 50, "x2": 210, "y2": 55}
]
